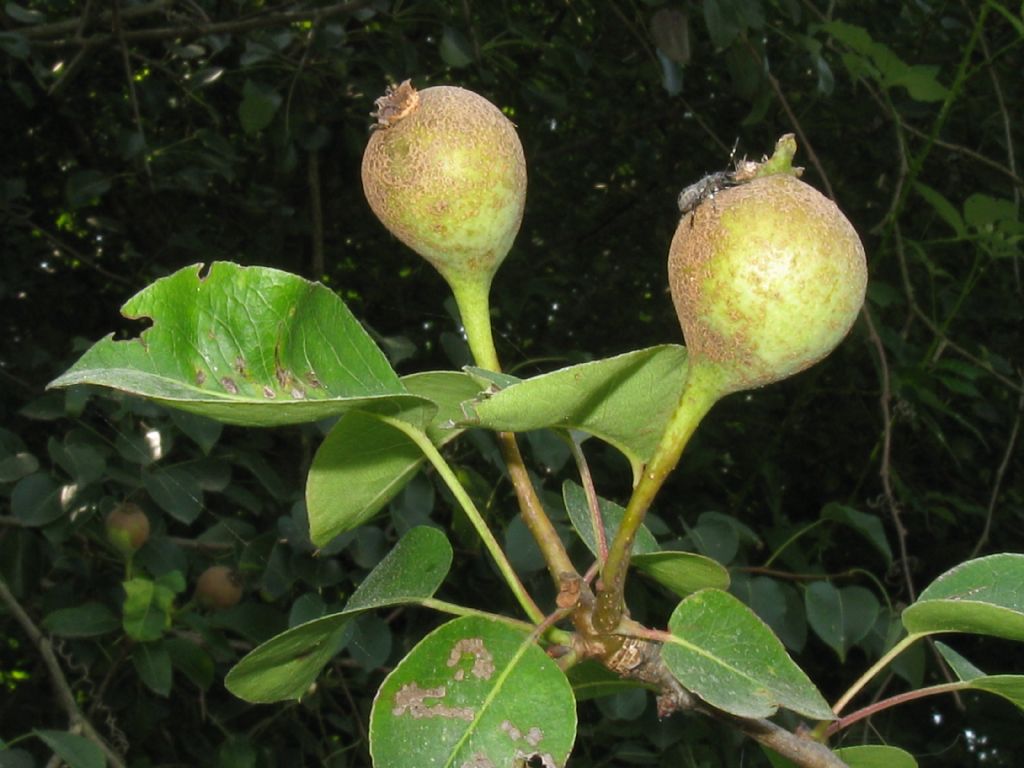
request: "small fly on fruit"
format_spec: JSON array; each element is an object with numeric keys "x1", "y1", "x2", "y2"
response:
[
  {"x1": 677, "y1": 140, "x2": 760, "y2": 221},
  {"x1": 676, "y1": 170, "x2": 738, "y2": 216}
]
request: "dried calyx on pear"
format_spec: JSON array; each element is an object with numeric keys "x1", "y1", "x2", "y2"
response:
[
  {"x1": 668, "y1": 136, "x2": 867, "y2": 395},
  {"x1": 361, "y1": 80, "x2": 527, "y2": 290}
]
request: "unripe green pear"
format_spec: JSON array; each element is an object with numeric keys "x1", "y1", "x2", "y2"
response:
[
  {"x1": 105, "y1": 502, "x2": 150, "y2": 556},
  {"x1": 668, "y1": 173, "x2": 866, "y2": 394},
  {"x1": 195, "y1": 565, "x2": 242, "y2": 610},
  {"x1": 361, "y1": 81, "x2": 527, "y2": 289}
]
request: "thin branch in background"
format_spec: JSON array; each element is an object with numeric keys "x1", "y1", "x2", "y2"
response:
[
  {"x1": 27, "y1": 0, "x2": 374, "y2": 50},
  {"x1": 607, "y1": 0, "x2": 659, "y2": 73},
  {"x1": 892, "y1": 214, "x2": 1024, "y2": 395},
  {"x1": 113, "y1": 0, "x2": 152, "y2": 182},
  {"x1": 883, "y1": 6, "x2": 990, "y2": 231},
  {"x1": 896, "y1": 116, "x2": 1023, "y2": 187},
  {"x1": 861, "y1": 305, "x2": 916, "y2": 602},
  {"x1": 8, "y1": 209, "x2": 133, "y2": 286},
  {"x1": 279, "y1": 22, "x2": 326, "y2": 279},
  {"x1": 0, "y1": 579, "x2": 127, "y2": 768},
  {"x1": 166, "y1": 536, "x2": 235, "y2": 552},
  {"x1": 677, "y1": 96, "x2": 736, "y2": 157},
  {"x1": 871, "y1": 87, "x2": 911, "y2": 236},
  {"x1": 47, "y1": 0, "x2": 98, "y2": 98},
  {"x1": 308, "y1": 149, "x2": 325, "y2": 278},
  {"x1": 971, "y1": 2, "x2": 1021, "y2": 291},
  {"x1": 745, "y1": 39, "x2": 835, "y2": 200},
  {"x1": 20, "y1": 0, "x2": 173, "y2": 40},
  {"x1": 459, "y1": 0, "x2": 482, "y2": 63},
  {"x1": 970, "y1": 378, "x2": 1024, "y2": 558}
]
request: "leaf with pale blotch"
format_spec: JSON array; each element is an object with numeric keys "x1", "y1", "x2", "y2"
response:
[
  {"x1": 902, "y1": 553, "x2": 1024, "y2": 640},
  {"x1": 226, "y1": 527, "x2": 452, "y2": 703},
  {"x1": 48, "y1": 262, "x2": 431, "y2": 427},
  {"x1": 461, "y1": 346, "x2": 688, "y2": 483},
  {"x1": 370, "y1": 616, "x2": 576, "y2": 768},
  {"x1": 662, "y1": 589, "x2": 834, "y2": 721}
]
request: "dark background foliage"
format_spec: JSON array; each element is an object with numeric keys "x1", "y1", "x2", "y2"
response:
[{"x1": 1, "y1": 1, "x2": 1022, "y2": 766}]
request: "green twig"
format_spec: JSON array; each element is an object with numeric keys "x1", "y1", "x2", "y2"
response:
[
  {"x1": 0, "y1": 578, "x2": 127, "y2": 768},
  {"x1": 377, "y1": 415, "x2": 544, "y2": 624},
  {"x1": 594, "y1": 361, "x2": 722, "y2": 631},
  {"x1": 569, "y1": 436, "x2": 608, "y2": 561},
  {"x1": 828, "y1": 680, "x2": 967, "y2": 736},
  {"x1": 831, "y1": 632, "x2": 924, "y2": 715},
  {"x1": 451, "y1": 279, "x2": 579, "y2": 585}
]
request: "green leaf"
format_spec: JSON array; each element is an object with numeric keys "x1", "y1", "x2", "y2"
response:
[
  {"x1": 0, "y1": 451, "x2": 38, "y2": 482},
  {"x1": 886, "y1": 64, "x2": 948, "y2": 102},
  {"x1": 0, "y1": 747, "x2": 35, "y2": 768},
  {"x1": 439, "y1": 25, "x2": 474, "y2": 67},
  {"x1": 5, "y1": 3, "x2": 45, "y2": 24},
  {"x1": 462, "y1": 346, "x2": 688, "y2": 483},
  {"x1": 965, "y1": 676, "x2": 1024, "y2": 712},
  {"x1": 805, "y1": 582, "x2": 879, "y2": 662},
  {"x1": 562, "y1": 480, "x2": 658, "y2": 558},
  {"x1": 935, "y1": 641, "x2": 985, "y2": 681},
  {"x1": 632, "y1": 551, "x2": 730, "y2": 597},
  {"x1": 345, "y1": 526, "x2": 452, "y2": 612},
  {"x1": 0, "y1": 31, "x2": 30, "y2": 59},
  {"x1": 42, "y1": 602, "x2": 119, "y2": 637},
  {"x1": 566, "y1": 661, "x2": 653, "y2": 701},
  {"x1": 821, "y1": 20, "x2": 946, "y2": 100},
  {"x1": 10, "y1": 473, "x2": 64, "y2": 526},
  {"x1": 143, "y1": 466, "x2": 203, "y2": 523},
  {"x1": 369, "y1": 615, "x2": 576, "y2": 768},
  {"x1": 687, "y1": 511, "x2": 741, "y2": 564},
  {"x1": 122, "y1": 577, "x2": 175, "y2": 641},
  {"x1": 703, "y1": 0, "x2": 742, "y2": 48},
  {"x1": 226, "y1": 526, "x2": 452, "y2": 702},
  {"x1": 902, "y1": 554, "x2": 1024, "y2": 640},
  {"x1": 33, "y1": 731, "x2": 103, "y2": 768},
  {"x1": 933, "y1": 644, "x2": 1024, "y2": 711},
  {"x1": 732, "y1": 576, "x2": 807, "y2": 652},
  {"x1": 48, "y1": 263, "x2": 432, "y2": 427},
  {"x1": 306, "y1": 372, "x2": 480, "y2": 546},
  {"x1": 913, "y1": 182, "x2": 966, "y2": 237},
  {"x1": 132, "y1": 641, "x2": 173, "y2": 696},
  {"x1": 165, "y1": 637, "x2": 215, "y2": 690},
  {"x1": 168, "y1": 409, "x2": 223, "y2": 454},
  {"x1": 239, "y1": 80, "x2": 281, "y2": 134},
  {"x1": 65, "y1": 170, "x2": 111, "y2": 209},
  {"x1": 834, "y1": 744, "x2": 917, "y2": 768},
  {"x1": 662, "y1": 589, "x2": 834, "y2": 720},
  {"x1": 306, "y1": 412, "x2": 424, "y2": 546},
  {"x1": 821, "y1": 503, "x2": 892, "y2": 565},
  {"x1": 964, "y1": 193, "x2": 1017, "y2": 231},
  {"x1": 403, "y1": 370, "x2": 483, "y2": 446}
]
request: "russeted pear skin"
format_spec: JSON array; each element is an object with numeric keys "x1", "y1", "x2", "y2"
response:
[
  {"x1": 668, "y1": 174, "x2": 866, "y2": 393},
  {"x1": 361, "y1": 82, "x2": 527, "y2": 286}
]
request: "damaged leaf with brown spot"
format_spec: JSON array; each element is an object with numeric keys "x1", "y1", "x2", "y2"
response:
[{"x1": 370, "y1": 616, "x2": 575, "y2": 767}]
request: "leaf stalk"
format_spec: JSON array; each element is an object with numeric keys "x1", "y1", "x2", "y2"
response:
[{"x1": 594, "y1": 361, "x2": 722, "y2": 631}]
